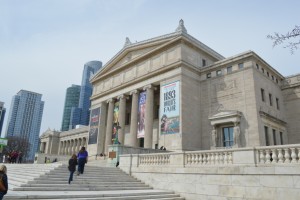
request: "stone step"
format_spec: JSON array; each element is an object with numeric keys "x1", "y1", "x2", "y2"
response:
[
  {"x1": 12, "y1": 185, "x2": 152, "y2": 191},
  {"x1": 5, "y1": 190, "x2": 181, "y2": 199}
]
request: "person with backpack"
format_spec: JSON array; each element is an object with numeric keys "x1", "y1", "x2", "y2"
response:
[
  {"x1": 68, "y1": 154, "x2": 78, "y2": 184},
  {"x1": 0, "y1": 165, "x2": 8, "y2": 200}
]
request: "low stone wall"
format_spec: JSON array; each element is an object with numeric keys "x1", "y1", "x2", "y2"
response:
[
  {"x1": 34, "y1": 153, "x2": 69, "y2": 164},
  {"x1": 119, "y1": 145, "x2": 300, "y2": 200}
]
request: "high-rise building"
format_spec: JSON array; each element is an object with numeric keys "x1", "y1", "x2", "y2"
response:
[
  {"x1": 70, "y1": 61, "x2": 102, "y2": 128},
  {"x1": 61, "y1": 85, "x2": 81, "y2": 131},
  {"x1": 6, "y1": 90, "x2": 44, "y2": 161},
  {"x1": 0, "y1": 101, "x2": 6, "y2": 136}
]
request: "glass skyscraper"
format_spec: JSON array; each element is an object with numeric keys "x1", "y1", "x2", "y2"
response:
[
  {"x1": 0, "y1": 101, "x2": 6, "y2": 136},
  {"x1": 6, "y1": 90, "x2": 44, "y2": 161},
  {"x1": 61, "y1": 84, "x2": 81, "y2": 131},
  {"x1": 70, "y1": 60, "x2": 102, "y2": 127}
]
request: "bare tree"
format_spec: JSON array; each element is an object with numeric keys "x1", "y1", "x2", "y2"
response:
[
  {"x1": 267, "y1": 25, "x2": 300, "y2": 54},
  {"x1": 3, "y1": 135, "x2": 31, "y2": 158}
]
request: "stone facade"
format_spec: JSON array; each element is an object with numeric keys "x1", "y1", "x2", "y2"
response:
[{"x1": 40, "y1": 20, "x2": 300, "y2": 158}]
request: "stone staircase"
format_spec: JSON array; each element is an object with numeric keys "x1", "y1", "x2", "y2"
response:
[{"x1": 5, "y1": 163, "x2": 184, "y2": 199}]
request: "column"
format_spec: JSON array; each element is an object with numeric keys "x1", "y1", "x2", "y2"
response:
[
  {"x1": 129, "y1": 90, "x2": 139, "y2": 147},
  {"x1": 40, "y1": 142, "x2": 45, "y2": 153},
  {"x1": 144, "y1": 85, "x2": 154, "y2": 148},
  {"x1": 105, "y1": 99, "x2": 115, "y2": 153},
  {"x1": 118, "y1": 95, "x2": 127, "y2": 145}
]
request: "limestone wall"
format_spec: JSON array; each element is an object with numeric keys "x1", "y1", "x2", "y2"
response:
[{"x1": 119, "y1": 145, "x2": 300, "y2": 200}]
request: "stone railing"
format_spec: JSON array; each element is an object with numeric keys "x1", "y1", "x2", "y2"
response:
[
  {"x1": 256, "y1": 144, "x2": 300, "y2": 164},
  {"x1": 120, "y1": 144, "x2": 300, "y2": 170},
  {"x1": 139, "y1": 153, "x2": 170, "y2": 165},
  {"x1": 185, "y1": 149, "x2": 233, "y2": 166}
]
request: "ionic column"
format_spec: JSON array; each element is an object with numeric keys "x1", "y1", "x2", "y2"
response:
[
  {"x1": 118, "y1": 95, "x2": 127, "y2": 145},
  {"x1": 63, "y1": 141, "x2": 67, "y2": 155},
  {"x1": 129, "y1": 90, "x2": 139, "y2": 147},
  {"x1": 39, "y1": 142, "x2": 45, "y2": 153},
  {"x1": 105, "y1": 99, "x2": 115, "y2": 153},
  {"x1": 58, "y1": 141, "x2": 62, "y2": 155},
  {"x1": 76, "y1": 139, "x2": 81, "y2": 153},
  {"x1": 144, "y1": 85, "x2": 154, "y2": 148}
]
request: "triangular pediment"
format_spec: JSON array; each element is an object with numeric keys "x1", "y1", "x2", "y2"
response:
[{"x1": 91, "y1": 34, "x2": 181, "y2": 82}]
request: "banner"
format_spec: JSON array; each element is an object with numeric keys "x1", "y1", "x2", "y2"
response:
[
  {"x1": 88, "y1": 107, "x2": 100, "y2": 144},
  {"x1": 137, "y1": 91, "x2": 146, "y2": 138},
  {"x1": 160, "y1": 81, "x2": 180, "y2": 135},
  {"x1": 112, "y1": 101, "x2": 120, "y2": 143}
]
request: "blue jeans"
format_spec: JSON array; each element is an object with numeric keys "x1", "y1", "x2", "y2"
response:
[
  {"x1": 69, "y1": 171, "x2": 75, "y2": 184},
  {"x1": 78, "y1": 158, "x2": 86, "y2": 174}
]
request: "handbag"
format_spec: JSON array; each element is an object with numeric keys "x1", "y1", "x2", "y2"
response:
[{"x1": 0, "y1": 176, "x2": 6, "y2": 192}]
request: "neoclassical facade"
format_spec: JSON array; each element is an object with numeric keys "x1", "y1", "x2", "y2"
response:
[{"x1": 40, "y1": 20, "x2": 300, "y2": 157}]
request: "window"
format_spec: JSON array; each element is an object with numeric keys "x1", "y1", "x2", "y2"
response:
[
  {"x1": 269, "y1": 93, "x2": 273, "y2": 106},
  {"x1": 125, "y1": 113, "x2": 131, "y2": 125},
  {"x1": 273, "y1": 129, "x2": 276, "y2": 145},
  {"x1": 216, "y1": 70, "x2": 222, "y2": 76},
  {"x1": 202, "y1": 59, "x2": 206, "y2": 67},
  {"x1": 256, "y1": 63, "x2": 259, "y2": 69},
  {"x1": 223, "y1": 127, "x2": 234, "y2": 147},
  {"x1": 207, "y1": 73, "x2": 211, "y2": 79},
  {"x1": 262, "y1": 68, "x2": 265, "y2": 73},
  {"x1": 261, "y1": 88, "x2": 265, "y2": 102},
  {"x1": 280, "y1": 132, "x2": 283, "y2": 145},
  {"x1": 265, "y1": 126, "x2": 269, "y2": 146},
  {"x1": 238, "y1": 63, "x2": 244, "y2": 69},
  {"x1": 272, "y1": 75, "x2": 274, "y2": 81},
  {"x1": 276, "y1": 98, "x2": 280, "y2": 110},
  {"x1": 276, "y1": 79, "x2": 278, "y2": 84},
  {"x1": 267, "y1": 72, "x2": 270, "y2": 77},
  {"x1": 227, "y1": 66, "x2": 232, "y2": 73}
]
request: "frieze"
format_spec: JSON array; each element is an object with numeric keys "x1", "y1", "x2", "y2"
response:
[{"x1": 214, "y1": 80, "x2": 237, "y2": 93}]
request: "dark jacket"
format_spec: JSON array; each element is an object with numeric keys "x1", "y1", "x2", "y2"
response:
[
  {"x1": 0, "y1": 172, "x2": 8, "y2": 195},
  {"x1": 68, "y1": 158, "x2": 78, "y2": 172}
]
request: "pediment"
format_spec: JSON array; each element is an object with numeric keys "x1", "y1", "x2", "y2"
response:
[
  {"x1": 209, "y1": 110, "x2": 242, "y2": 126},
  {"x1": 91, "y1": 34, "x2": 181, "y2": 82}
]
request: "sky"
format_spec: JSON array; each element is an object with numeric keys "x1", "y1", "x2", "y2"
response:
[{"x1": 0, "y1": 0, "x2": 299, "y2": 137}]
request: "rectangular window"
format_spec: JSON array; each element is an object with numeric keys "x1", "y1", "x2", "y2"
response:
[
  {"x1": 227, "y1": 66, "x2": 232, "y2": 73},
  {"x1": 272, "y1": 75, "x2": 274, "y2": 81},
  {"x1": 273, "y1": 129, "x2": 276, "y2": 145},
  {"x1": 280, "y1": 132, "x2": 283, "y2": 145},
  {"x1": 216, "y1": 70, "x2": 222, "y2": 76},
  {"x1": 276, "y1": 98, "x2": 279, "y2": 110},
  {"x1": 223, "y1": 127, "x2": 234, "y2": 147},
  {"x1": 238, "y1": 63, "x2": 244, "y2": 69},
  {"x1": 207, "y1": 73, "x2": 211, "y2": 79},
  {"x1": 269, "y1": 93, "x2": 273, "y2": 106},
  {"x1": 202, "y1": 59, "x2": 206, "y2": 67},
  {"x1": 267, "y1": 72, "x2": 270, "y2": 77},
  {"x1": 262, "y1": 68, "x2": 265, "y2": 73},
  {"x1": 256, "y1": 63, "x2": 259, "y2": 69},
  {"x1": 261, "y1": 89, "x2": 265, "y2": 102},
  {"x1": 276, "y1": 79, "x2": 278, "y2": 84},
  {"x1": 265, "y1": 126, "x2": 269, "y2": 146}
]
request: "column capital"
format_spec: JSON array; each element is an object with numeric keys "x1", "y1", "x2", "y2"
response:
[
  {"x1": 106, "y1": 98, "x2": 115, "y2": 104},
  {"x1": 130, "y1": 89, "x2": 139, "y2": 95},
  {"x1": 117, "y1": 94, "x2": 128, "y2": 100},
  {"x1": 143, "y1": 84, "x2": 156, "y2": 91}
]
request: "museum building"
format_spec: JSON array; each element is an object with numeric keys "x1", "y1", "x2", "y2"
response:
[{"x1": 40, "y1": 20, "x2": 300, "y2": 158}]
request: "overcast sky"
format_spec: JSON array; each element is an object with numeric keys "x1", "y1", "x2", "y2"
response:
[{"x1": 0, "y1": 0, "x2": 299, "y2": 137}]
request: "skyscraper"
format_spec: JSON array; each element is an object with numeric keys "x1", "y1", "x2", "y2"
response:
[
  {"x1": 6, "y1": 90, "x2": 44, "y2": 161},
  {"x1": 0, "y1": 102, "x2": 6, "y2": 136},
  {"x1": 61, "y1": 84, "x2": 81, "y2": 131},
  {"x1": 70, "y1": 61, "x2": 102, "y2": 127}
]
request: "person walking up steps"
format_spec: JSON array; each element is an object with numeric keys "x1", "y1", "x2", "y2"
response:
[
  {"x1": 0, "y1": 165, "x2": 8, "y2": 200},
  {"x1": 68, "y1": 154, "x2": 78, "y2": 184},
  {"x1": 77, "y1": 147, "x2": 88, "y2": 175}
]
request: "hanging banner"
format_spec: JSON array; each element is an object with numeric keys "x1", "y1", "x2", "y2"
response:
[
  {"x1": 137, "y1": 91, "x2": 146, "y2": 138},
  {"x1": 88, "y1": 107, "x2": 100, "y2": 144},
  {"x1": 160, "y1": 81, "x2": 180, "y2": 135},
  {"x1": 112, "y1": 101, "x2": 120, "y2": 143}
]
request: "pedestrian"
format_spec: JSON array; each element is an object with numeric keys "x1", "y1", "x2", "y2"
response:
[
  {"x1": 68, "y1": 154, "x2": 77, "y2": 184},
  {"x1": 18, "y1": 152, "x2": 23, "y2": 163},
  {"x1": 0, "y1": 165, "x2": 8, "y2": 200},
  {"x1": 77, "y1": 147, "x2": 88, "y2": 175}
]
